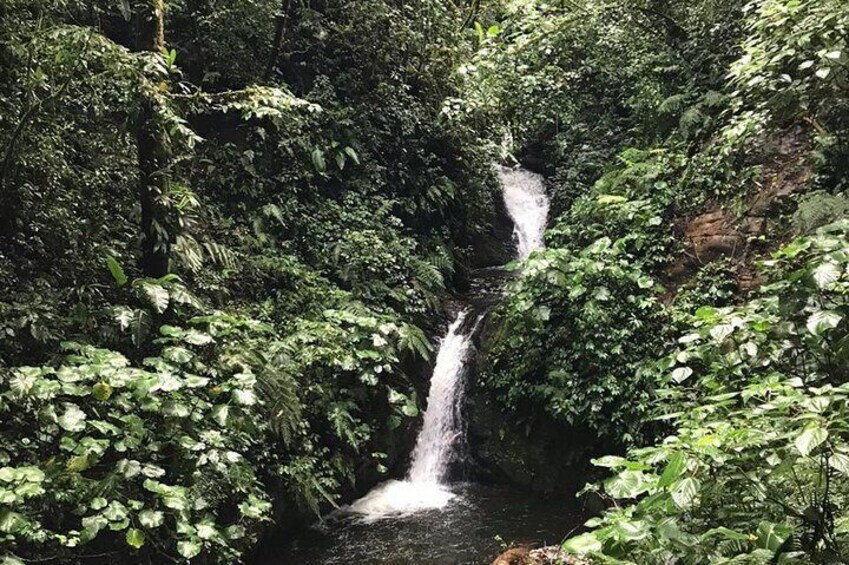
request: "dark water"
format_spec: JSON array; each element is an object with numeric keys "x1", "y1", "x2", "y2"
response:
[{"x1": 265, "y1": 483, "x2": 584, "y2": 565}]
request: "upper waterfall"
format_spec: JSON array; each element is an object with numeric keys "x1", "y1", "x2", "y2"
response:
[{"x1": 498, "y1": 166, "x2": 549, "y2": 259}]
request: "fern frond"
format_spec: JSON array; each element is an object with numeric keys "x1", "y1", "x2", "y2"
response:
[
  {"x1": 203, "y1": 241, "x2": 238, "y2": 269},
  {"x1": 658, "y1": 93, "x2": 686, "y2": 116},
  {"x1": 173, "y1": 235, "x2": 204, "y2": 272}
]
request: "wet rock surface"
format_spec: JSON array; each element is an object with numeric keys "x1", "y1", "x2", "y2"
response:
[{"x1": 667, "y1": 126, "x2": 812, "y2": 294}]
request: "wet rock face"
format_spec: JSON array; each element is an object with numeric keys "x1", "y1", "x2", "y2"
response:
[
  {"x1": 464, "y1": 385, "x2": 599, "y2": 495},
  {"x1": 667, "y1": 209, "x2": 742, "y2": 281},
  {"x1": 462, "y1": 314, "x2": 604, "y2": 496},
  {"x1": 667, "y1": 126, "x2": 812, "y2": 293}
]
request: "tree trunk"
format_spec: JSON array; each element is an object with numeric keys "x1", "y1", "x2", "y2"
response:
[
  {"x1": 135, "y1": 0, "x2": 171, "y2": 277},
  {"x1": 264, "y1": 0, "x2": 292, "y2": 81}
]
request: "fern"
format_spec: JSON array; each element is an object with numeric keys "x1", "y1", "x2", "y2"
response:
[
  {"x1": 257, "y1": 364, "x2": 301, "y2": 445},
  {"x1": 658, "y1": 93, "x2": 686, "y2": 116},
  {"x1": 225, "y1": 346, "x2": 302, "y2": 444},
  {"x1": 679, "y1": 107, "x2": 705, "y2": 138},
  {"x1": 412, "y1": 258, "x2": 445, "y2": 292},
  {"x1": 203, "y1": 241, "x2": 237, "y2": 269},
  {"x1": 172, "y1": 235, "x2": 204, "y2": 272},
  {"x1": 398, "y1": 323, "x2": 433, "y2": 360},
  {"x1": 701, "y1": 90, "x2": 727, "y2": 108},
  {"x1": 428, "y1": 244, "x2": 455, "y2": 275}
]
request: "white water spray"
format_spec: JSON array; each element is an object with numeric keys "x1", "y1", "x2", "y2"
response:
[
  {"x1": 499, "y1": 166, "x2": 549, "y2": 259},
  {"x1": 347, "y1": 167, "x2": 548, "y2": 521},
  {"x1": 347, "y1": 313, "x2": 472, "y2": 520},
  {"x1": 407, "y1": 311, "x2": 472, "y2": 484}
]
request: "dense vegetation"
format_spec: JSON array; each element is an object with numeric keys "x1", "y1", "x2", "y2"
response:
[
  {"x1": 465, "y1": 0, "x2": 849, "y2": 562},
  {"x1": 2, "y1": 0, "x2": 849, "y2": 564},
  {"x1": 0, "y1": 1, "x2": 496, "y2": 562}
]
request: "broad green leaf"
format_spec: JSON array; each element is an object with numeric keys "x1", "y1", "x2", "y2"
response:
[
  {"x1": 126, "y1": 528, "x2": 145, "y2": 548},
  {"x1": 177, "y1": 539, "x2": 202, "y2": 559},
  {"x1": 562, "y1": 532, "x2": 602, "y2": 554},
  {"x1": 58, "y1": 403, "x2": 87, "y2": 432},
  {"x1": 812, "y1": 261, "x2": 840, "y2": 289},
  {"x1": 196, "y1": 521, "x2": 216, "y2": 540},
  {"x1": 795, "y1": 426, "x2": 828, "y2": 456},
  {"x1": 311, "y1": 148, "x2": 326, "y2": 173},
  {"x1": 615, "y1": 520, "x2": 648, "y2": 541},
  {"x1": 671, "y1": 367, "x2": 693, "y2": 384},
  {"x1": 139, "y1": 282, "x2": 169, "y2": 313},
  {"x1": 671, "y1": 477, "x2": 699, "y2": 509},
  {"x1": 592, "y1": 455, "x2": 627, "y2": 468},
  {"x1": 343, "y1": 146, "x2": 360, "y2": 164},
  {"x1": 139, "y1": 509, "x2": 164, "y2": 528},
  {"x1": 105, "y1": 255, "x2": 128, "y2": 286},
  {"x1": 92, "y1": 381, "x2": 113, "y2": 401},
  {"x1": 0, "y1": 509, "x2": 25, "y2": 534},
  {"x1": 658, "y1": 452, "x2": 686, "y2": 488},
  {"x1": 606, "y1": 469, "x2": 651, "y2": 499},
  {"x1": 710, "y1": 324, "x2": 734, "y2": 342},
  {"x1": 807, "y1": 310, "x2": 842, "y2": 336},
  {"x1": 832, "y1": 453, "x2": 849, "y2": 476},
  {"x1": 756, "y1": 521, "x2": 792, "y2": 551}
]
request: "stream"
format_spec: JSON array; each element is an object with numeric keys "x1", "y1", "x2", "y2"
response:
[{"x1": 266, "y1": 167, "x2": 577, "y2": 564}]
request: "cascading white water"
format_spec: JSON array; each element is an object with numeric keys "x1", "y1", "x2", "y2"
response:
[
  {"x1": 499, "y1": 166, "x2": 549, "y2": 259},
  {"x1": 347, "y1": 312, "x2": 472, "y2": 520},
  {"x1": 407, "y1": 311, "x2": 471, "y2": 483},
  {"x1": 347, "y1": 166, "x2": 548, "y2": 521}
]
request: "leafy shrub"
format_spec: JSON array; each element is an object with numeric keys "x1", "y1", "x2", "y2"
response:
[
  {"x1": 485, "y1": 237, "x2": 668, "y2": 444},
  {"x1": 672, "y1": 258, "x2": 740, "y2": 314},
  {"x1": 547, "y1": 148, "x2": 679, "y2": 271},
  {"x1": 563, "y1": 221, "x2": 849, "y2": 563},
  {"x1": 0, "y1": 314, "x2": 277, "y2": 563},
  {"x1": 793, "y1": 191, "x2": 849, "y2": 235}
]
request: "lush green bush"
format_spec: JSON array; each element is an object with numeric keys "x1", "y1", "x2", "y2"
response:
[
  {"x1": 0, "y1": 314, "x2": 276, "y2": 562},
  {"x1": 485, "y1": 237, "x2": 668, "y2": 444},
  {"x1": 0, "y1": 295, "x2": 428, "y2": 562},
  {"x1": 563, "y1": 222, "x2": 849, "y2": 563}
]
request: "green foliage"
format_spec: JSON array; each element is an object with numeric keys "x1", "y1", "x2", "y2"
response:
[
  {"x1": 0, "y1": 300, "x2": 430, "y2": 562},
  {"x1": 547, "y1": 148, "x2": 680, "y2": 270},
  {"x1": 729, "y1": 0, "x2": 849, "y2": 130},
  {"x1": 485, "y1": 237, "x2": 667, "y2": 444},
  {"x1": 672, "y1": 258, "x2": 740, "y2": 314},
  {"x1": 793, "y1": 191, "x2": 849, "y2": 235},
  {"x1": 564, "y1": 222, "x2": 849, "y2": 563},
  {"x1": 0, "y1": 0, "x2": 492, "y2": 562},
  {"x1": 0, "y1": 316, "x2": 276, "y2": 562},
  {"x1": 456, "y1": 0, "x2": 745, "y2": 212}
]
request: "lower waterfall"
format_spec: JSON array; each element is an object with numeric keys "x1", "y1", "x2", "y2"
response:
[{"x1": 347, "y1": 311, "x2": 474, "y2": 520}]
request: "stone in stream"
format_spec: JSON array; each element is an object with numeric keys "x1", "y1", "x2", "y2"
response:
[{"x1": 491, "y1": 546, "x2": 589, "y2": 565}]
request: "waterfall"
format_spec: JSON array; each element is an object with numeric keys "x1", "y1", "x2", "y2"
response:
[
  {"x1": 407, "y1": 311, "x2": 472, "y2": 483},
  {"x1": 499, "y1": 166, "x2": 549, "y2": 259},
  {"x1": 347, "y1": 313, "x2": 473, "y2": 520},
  {"x1": 347, "y1": 167, "x2": 548, "y2": 521}
]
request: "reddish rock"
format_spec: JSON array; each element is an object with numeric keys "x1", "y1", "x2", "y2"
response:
[
  {"x1": 491, "y1": 546, "x2": 590, "y2": 565},
  {"x1": 492, "y1": 547, "x2": 537, "y2": 565}
]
